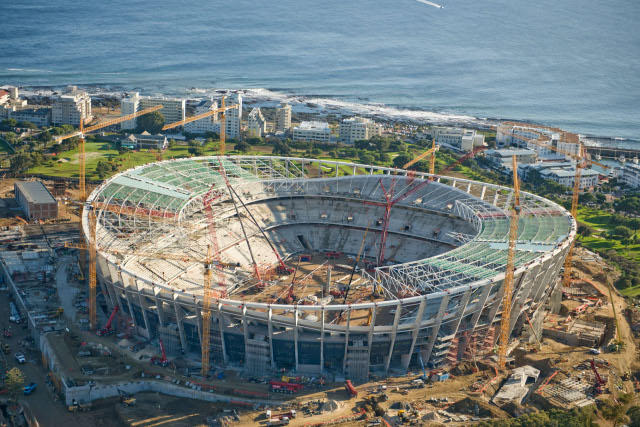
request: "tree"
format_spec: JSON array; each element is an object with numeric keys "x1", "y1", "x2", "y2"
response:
[
  {"x1": 234, "y1": 141, "x2": 251, "y2": 153},
  {"x1": 38, "y1": 131, "x2": 52, "y2": 144},
  {"x1": 273, "y1": 141, "x2": 292, "y2": 157},
  {"x1": 630, "y1": 218, "x2": 640, "y2": 236},
  {"x1": 628, "y1": 406, "x2": 640, "y2": 427},
  {"x1": 18, "y1": 121, "x2": 37, "y2": 129},
  {"x1": 613, "y1": 226, "x2": 634, "y2": 240},
  {"x1": 5, "y1": 367, "x2": 25, "y2": 401},
  {"x1": 311, "y1": 147, "x2": 323, "y2": 156},
  {"x1": 136, "y1": 111, "x2": 165, "y2": 134},
  {"x1": 188, "y1": 146, "x2": 205, "y2": 156},
  {"x1": 359, "y1": 152, "x2": 375, "y2": 165},
  {"x1": 577, "y1": 225, "x2": 593, "y2": 238},
  {"x1": 392, "y1": 152, "x2": 413, "y2": 169},
  {"x1": 9, "y1": 153, "x2": 33, "y2": 173}
]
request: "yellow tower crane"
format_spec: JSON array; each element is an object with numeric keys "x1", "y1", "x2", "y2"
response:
[
  {"x1": 403, "y1": 139, "x2": 439, "y2": 175},
  {"x1": 500, "y1": 127, "x2": 608, "y2": 287},
  {"x1": 497, "y1": 155, "x2": 520, "y2": 370}
]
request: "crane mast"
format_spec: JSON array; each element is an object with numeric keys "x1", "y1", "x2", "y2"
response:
[{"x1": 497, "y1": 155, "x2": 520, "y2": 370}]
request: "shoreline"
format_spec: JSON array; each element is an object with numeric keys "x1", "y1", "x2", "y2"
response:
[{"x1": 2, "y1": 83, "x2": 638, "y2": 149}]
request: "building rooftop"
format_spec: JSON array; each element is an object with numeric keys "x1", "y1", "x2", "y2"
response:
[
  {"x1": 541, "y1": 168, "x2": 599, "y2": 178},
  {"x1": 15, "y1": 181, "x2": 56, "y2": 205},
  {"x1": 296, "y1": 121, "x2": 330, "y2": 131},
  {"x1": 487, "y1": 149, "x2": 537, "y2": 158}
]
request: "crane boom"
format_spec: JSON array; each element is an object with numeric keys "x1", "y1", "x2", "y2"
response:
[
  {"x1": 403, "y1": 140, "x2": 438, "y2": 170},
  {"x1": 54, "y1": 105, "x2": 164, "y2": 142},
  {"x1": 497, "y1": 155, "x2": 520, "y2": 370},
  {"x1": 162, "y1": 103, "x2": 238, "y2": 130}
]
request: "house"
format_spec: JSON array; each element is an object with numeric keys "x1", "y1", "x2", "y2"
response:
[{"x1": 120, "y1": 131, "x2": 168, "y2": 150}]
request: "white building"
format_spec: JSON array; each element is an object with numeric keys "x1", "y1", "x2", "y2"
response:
[
  {"x1": 223, "y1": 93, "x2": 242, "y2": 139},
  {"x1": 119, "y1": 92, "x2": 186, "y2": 130},
  {"x1": 518, "y1": 162, "x2": 599, "y2": 189},
  {"x1": 339, "y1": 116, "x2": 382, "y2": 144},
  {"x1": 292, "y1": 121, "x2": 332, "y2": 143},
  {"x1": 275, "y1": 103, "x2": 292, "y2": 133},
  {"x1": 485, "y1": 148, "x2": 538, "y2": 169},
  {"x1": 620, "y1": 163, "x2": 640, "y2": 188},
  {"x1": 433, "y1": 127, "x2": 484, "y2": 152},
  {"x1": 247, "y1": 108, "x2": 267, "y2": 138},
  {"x1": 184, "y1": 99, "x2": 220, "y2": 134},
  {"x1": 52, "y1": 86, "x2": 92, "y2": 126},
  {"x1": 497, "y1": 123, "x2": 580, "y2": 162}
]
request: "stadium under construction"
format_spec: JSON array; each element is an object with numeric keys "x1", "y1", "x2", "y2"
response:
[{"x1": 85, "y1": 156, "x2": 575, "y2": 381}]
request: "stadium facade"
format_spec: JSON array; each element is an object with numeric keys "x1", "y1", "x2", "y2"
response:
[{"x1": 85, "y1": 156, "x2": 574, "y2": 379}]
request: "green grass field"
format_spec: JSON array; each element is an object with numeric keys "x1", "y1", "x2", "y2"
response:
[{"x1": 0, "y1": 137, "x2": 14, "y2": 155}]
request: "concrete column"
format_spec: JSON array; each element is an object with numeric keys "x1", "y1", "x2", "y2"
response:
[
  {"x1": 242, "y1": 305, "x2": 249, "y2": 358},
  {"x1": 366, "y1": 304, "x2": 377, "y2": 362},
  {"x1": 505, "y1": 192, "x2": 513, "y2": 210},
  {"x1": 123, "y1": 283, "x2": 137, "y2": 328},
  {"x1": 268, "y1": 308, "x2": 275, "y2": 367},
  {"x1": 452, "y1": 180, "x2": 457, "y2": 188},
  {"x1": 320, "y1": 308, "x2": 325, "y2": 374},
  {"x1": 384, "y1": 301, "x2": 403, "y2": 372},
  {"x1": 173, "y1": 300, "x2": 188, "y2": 352},
  {"x1": 342, "y1": 309, "x2": 352, "y2": 373},
  {"x1": 194, "y1": 301, "x2": 203, "y2": 344},
  {"x1": 480, "y1": 186, "x2": 487, "y2": 201},
  {"x1": 404, "y1": 298, "x2": 427, "y2": 370},
  {"x1": 466, "y1": 183, "x2": 472, "y2": 193},
  {"x1": 458, "y1": 284, "x2": 492, "y2": 356},
  {"x1": 217, "y1": 302, "x2": 228, "y2": 364},
  {"x1": 335, "y1": 162, "x2": 339, "y2": 177},
  {"x1": 352, "y1": 166, "x2": 356, "y2": 176},
  {"x1": 318, "y1": 161, "x2": 322, "y2": 177},
  {"x1": 136, "y1": 290, "x2": 152, "y2": 335},
  {"x1": 533, "y1": 257, "x2": 560, "y2": 303},
  {"x1": 153, "y1": 288, "x2": 166, "y2": 327},
  {"x1": 422, "y1": 294, "x2": 450, "y2": 364},
  {"x1": 493, "y1": 192, "x2": 499, "y2": 206},
  {"x1": 449, "y1": 289, "x2": 472, "y2": 360},
  {"x1": 294, "y1": 309, "x2": 299, "y2": 371}
]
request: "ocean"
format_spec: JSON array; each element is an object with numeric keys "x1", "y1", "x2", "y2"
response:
[{"x1": 1, "y1": 0, "x2": 639, "y2": 141}]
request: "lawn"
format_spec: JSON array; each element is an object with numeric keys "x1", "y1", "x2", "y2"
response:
[
  {"x1": 576, "y1": 206, "x2": 640, "y2": 296},
  {"x1": 0, "y1": 137, "x2": 13, "y2": 155}
]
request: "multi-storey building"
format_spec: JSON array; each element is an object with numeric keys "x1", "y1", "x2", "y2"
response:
[
  {"x1": 433, "y1": 127, "x2": 484, "y2": 152},
  {"x1": 339, "y1": 117, "x2": 382, "y2": 144},
  {"x1": 292, "y1": 121, "x2": 332, "y2": 143},
  {"x1": 518, "y1": 162, "x2": 599, "y2": 188},
  {"x1": 9, "y1": 108, "x2": 52, "y2": 127},
  {"x1": 184, "y1": 99, "x2": 219, "y2": 134},
  {"x1": 620, "y1": 163, "x2": 640, "y2": 188},
  {"x1": 52, "y1": 86, "x2": 92, "y2": 126},
  {"x1": 275, "y1": 103, "x2": 292, "y2": 133},
  {"x1": 223, "y1": 93, "x2": 242, "y2": 139},
  {"x1": 496, "y1": 122, "x2": 580, "y2": 162},
  {"x1": 247, "y1": 108, "x2": 267, "y2": 138},
  {"x1": 119, "y1": 93, "x2": 186, "y2": 130},
  {"x1": 485, "y1": 148, "x2": 537, "y2": 169}
]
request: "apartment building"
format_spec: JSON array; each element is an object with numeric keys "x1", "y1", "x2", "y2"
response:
[
  {"x1": 247, "y1": 108, "x2": 267, "y2": 138},
  {"x1": 52, "y1": 86, "x2": 92, "y2": 126},
  {"x1": 620, "y1": 163, "x2": 640, "y2": 188},
  {"x1": 518, "y1": 162, "x2": 599, "y2": 188},
  {"x1": 119, "y1": 92, "x2": 186, "y2": 130},
  {"x1": 339, "y1": 116, "x2": 382, "y2": 144},
  {"x1": 433, "y1": 127, "x2": 484, "y2": 152},
  {"x1": 497, "y1": 123, "x2": 579, "y2": 162},
  {"x1": 275, "y1": 103, "x2": 292, "y2": 132},
  {"x1": 223, "y1": 93, "x2": 242, "y2": 139},
  {"x1": 292, "y1": 121, "x2": 332, "y2": 143},
  {"x1": 184, "y1": 99, "x2": 219, "y2": 134},
  {"x1": 9, "y1": 108, "x2": 52, "y2": 127},
  {"x1": 485, "y1": 148, "x2": 537, "y2": 169}
]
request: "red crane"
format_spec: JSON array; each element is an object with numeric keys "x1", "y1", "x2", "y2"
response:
[
  {"x1": 365, "y1": 147, "x2": 486, "y2": 265},
  {"x1": 151, "y1": 339, "x2": 170, "y2": 367},
  {"x1": 344, "y1": 380, "x2": 358, "y2": 398},
  {"x1": 590, "y1": 359, "x2": 606, "y2": 394},
  {"x1": 96, "y1": 306, "x2": 120, "y2": 336}
]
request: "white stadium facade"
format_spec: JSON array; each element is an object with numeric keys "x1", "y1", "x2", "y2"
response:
[{"x1": 85, "y1": 156, "x2": 574, "y2": 380}]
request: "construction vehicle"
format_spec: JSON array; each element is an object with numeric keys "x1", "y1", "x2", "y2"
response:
[
  {"x1": 267, "y1": 418, "x2": 290, "y2": 426},
  {"x1": 23, "y1": 383, "x2": 36, "y2": 395},
  {"x1": 96, "y1": 305, "x2": 120, "y2": 336},
  {"x1": 269, "y1": 380, "x2": 303, "y2": 394},
  {"x1": 68, "y1": 400, "x2": 92, "y2": 412},
  {"x1": 47, "y1": 307, "x2": 64, "y2": 319},
  {"x1": 590, "y1": 359, "x2": 607, "y2": 395},
  {"x1": 118, "y1": 389, "x2": 137, "y2": 406},
  {"x1": 345, "y1": 379, "x2": 358, "y2": 398},
  {"x1": 497, "y1": 155, "x2": 520, "y2": 370},
  {"x1": 150, "y1": 339, "x2": 170, "y2": 367},
  {"x1": 2, "y1": 343, "x2": 10, "y2": 354},
  {"x1": 266, "y1": 410, "x2": 296, "y2": 420}
]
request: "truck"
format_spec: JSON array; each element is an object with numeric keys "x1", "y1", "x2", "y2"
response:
[
  {"x1": 68, "y1": 400, "x2": 92, "y2": 412},
  {"x1": 23, "y1": 383, "x2": 36, "y2": 395},
  {"x1": 267, "y1": 417, "x2": 290, "y2": 426},
  {"x1": 269, "y1": 380, "x2": 303, "y2": 394},
  {"x1": 266, "y1": 410, "x2": 296, "y2": 420},
  {"x1": 9, "y1": 302, "x2": 20, "y2": 323}
]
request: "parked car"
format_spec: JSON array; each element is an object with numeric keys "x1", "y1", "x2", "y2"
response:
[
  {"x1": 15, "y1": 353, "x2": 26, "y2": 364},
  {"x1": 23, "y1": 383, "x2": 36, "y2": 395}
]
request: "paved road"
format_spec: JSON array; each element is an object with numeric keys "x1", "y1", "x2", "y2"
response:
[{"x1": 55, "y1": 256, "x2": 79, "y2": 323}]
